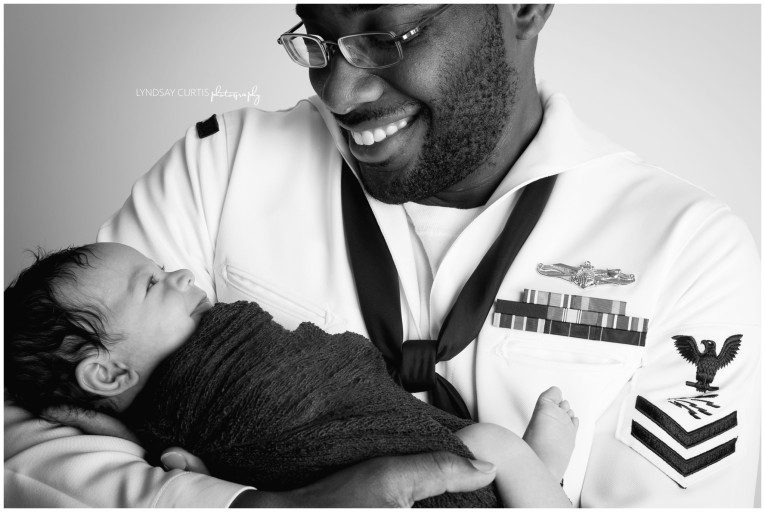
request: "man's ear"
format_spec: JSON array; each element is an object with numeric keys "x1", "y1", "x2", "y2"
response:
[
  {"x1": 511, "y1": 4, "x2": 554, "y2": 40},
  {"x1": 75, "y1": 353, "x2": 139, "y2": 397}
]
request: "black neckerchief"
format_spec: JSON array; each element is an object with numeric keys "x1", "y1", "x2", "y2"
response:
[{"x1": 342, "y1": 161, "x2": 556, "y2": 419}]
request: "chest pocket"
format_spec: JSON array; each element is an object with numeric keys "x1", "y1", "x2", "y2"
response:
[
  {"x1": 479, "y1": 331, "x2": 645, "y2": 428},
  {"x1": 490, "y1": 332, "x2": 644, "y2": 417},
  {"x1": 216, "y1": 263, "x2": 343, "y2": 331},
  {"x1": 476, "y1": 330, "x2": 646, "y2": 501}
]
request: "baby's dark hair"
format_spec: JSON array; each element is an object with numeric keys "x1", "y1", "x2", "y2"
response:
[{"x1": 5, "y1": 245, "x2": 116, "y2": 415}]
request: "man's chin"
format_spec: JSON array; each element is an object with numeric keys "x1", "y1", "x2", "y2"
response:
[
  {"x1": 356, "y1": 161, "x2": 408, "y2": 204},
  {"x1": 358, "y1": 170, "x2": 432, "y2": 205},
  {"x1": 356, "y1": 175, "x2": 407, "y2": 204},
  {"x1": 357, "y1": 158, "x2": 394, "y2": 172}
]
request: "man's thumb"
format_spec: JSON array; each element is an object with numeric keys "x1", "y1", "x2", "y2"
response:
[
  {"x1": 408, "y1": 452, "x2": 496, "y2": 503},
  {"x1": 468, "y1": 459, "x2": 497, "y2": 473}
]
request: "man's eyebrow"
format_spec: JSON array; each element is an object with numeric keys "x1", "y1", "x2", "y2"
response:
[
  {"x1": 341, "y1": 4, "x2": 387, "y2": 16},
  {"x1": 295, "y1": 4, "x2": 389, "y2": 20}
]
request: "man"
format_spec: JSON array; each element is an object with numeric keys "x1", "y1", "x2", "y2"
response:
[{"x1": 5, "y1": 4, "x2": 760, "y2": 507}]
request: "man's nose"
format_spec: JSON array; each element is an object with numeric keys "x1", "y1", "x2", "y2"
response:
[
  {"x1": 168, "y1": 269, "x2": 195, "y2": 289},
  {"x1": 317, "y1": 55, "x2": 385, "y2": 115}
]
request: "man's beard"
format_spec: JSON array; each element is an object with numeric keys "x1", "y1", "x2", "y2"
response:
[{"x1": 361, "y1": 7, "x2": 518, "y2": 204}]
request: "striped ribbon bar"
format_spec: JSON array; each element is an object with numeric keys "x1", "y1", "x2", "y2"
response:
[
  {"x1": 492, "y1": 313, "x2": 646, "y2": 347},
  {"x1": 522, "y1": 289, "x2": 627, "y2": 315},
  {"x1": 496, "y1": 299, "x2": 649, "y2": 333}
]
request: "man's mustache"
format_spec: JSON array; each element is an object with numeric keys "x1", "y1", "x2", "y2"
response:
[{"x1": 334, "y1": 101, "x2": 420, "y2": 127}]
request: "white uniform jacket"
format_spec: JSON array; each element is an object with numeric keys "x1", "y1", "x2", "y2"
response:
[{"x1": 5, "y1": 88, "x2": 760, "y2": 507}]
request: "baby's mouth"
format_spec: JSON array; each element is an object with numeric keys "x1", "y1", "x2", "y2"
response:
[{"x1": 191, "y1": 296, "x2": 212, "y2": 317}]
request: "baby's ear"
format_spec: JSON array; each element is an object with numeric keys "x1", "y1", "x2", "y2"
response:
[{"x1": 75, "y1": 351, "x2": 139, "y2": 397}]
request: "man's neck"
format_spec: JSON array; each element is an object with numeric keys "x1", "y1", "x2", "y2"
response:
[{"x1": 416, "y1": 80, "x2": 544, "y2": 209}]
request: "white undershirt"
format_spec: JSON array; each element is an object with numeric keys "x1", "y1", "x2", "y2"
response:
[{"x1": 402, "y1": 202, "x2": 485, "y2": 339}]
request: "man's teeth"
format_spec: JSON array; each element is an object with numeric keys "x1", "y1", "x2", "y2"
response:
[{"x1": 351, "y1": 118, "x2": 410, "y2": 146}]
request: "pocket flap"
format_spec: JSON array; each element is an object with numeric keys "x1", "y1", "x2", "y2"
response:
[{"x1": 218, "y1": 263, "x2": 343, "y2": 331}]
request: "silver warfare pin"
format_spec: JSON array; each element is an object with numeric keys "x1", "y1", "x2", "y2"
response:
[{"x1": 536, "y1": 261, "x2": 635, "y2": 289}]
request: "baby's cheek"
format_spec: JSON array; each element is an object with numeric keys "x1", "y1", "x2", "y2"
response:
[{"x1": 175, "y1": 320, "x2": 198, "y2": 347}]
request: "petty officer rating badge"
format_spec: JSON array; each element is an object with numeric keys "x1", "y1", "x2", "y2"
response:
[
  {"x1": 672, "y1": 334, "x2": 742, "y2": 392},
  {"x1": 615, "y1": 334, "x2": 744, "y2": 487},
  {"x1": 665, "y1": 394, "x2": 721, "y2": 420}
]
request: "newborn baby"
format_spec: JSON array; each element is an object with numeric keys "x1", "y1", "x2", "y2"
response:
[{"x1": 6, "y1": 242, "x2": 578, "y2": 507}]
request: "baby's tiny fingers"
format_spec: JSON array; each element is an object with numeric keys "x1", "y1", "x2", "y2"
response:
[{"x1": 160, "y1": 447, "x2": 210, "y2": 475}]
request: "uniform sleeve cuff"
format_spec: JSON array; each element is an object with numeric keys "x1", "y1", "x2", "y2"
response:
[{"x1": 152, "y1": 471, "x2": 254, "y2": 508}]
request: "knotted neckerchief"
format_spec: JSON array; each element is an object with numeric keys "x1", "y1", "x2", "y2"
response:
[{"x1": 342, "y1": 161, "x2": 556, "y2": 419}]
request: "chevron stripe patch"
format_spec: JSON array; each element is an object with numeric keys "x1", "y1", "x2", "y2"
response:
[
  {"x1": 634, "y1": 395, "x2": 737, "y2": 448},
  {"x1": 631, "y1": 422, "x2": 737, "y2": 478},
  {"x1": 617, "y1": 393, "x2": 739, "y2": 488}
]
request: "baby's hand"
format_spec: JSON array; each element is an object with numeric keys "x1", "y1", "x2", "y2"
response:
[{"x1": 159, "y1": 447, "x2": 210, "y2": 474}]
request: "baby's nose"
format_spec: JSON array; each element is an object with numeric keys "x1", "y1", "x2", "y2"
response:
[{"x1": 170, "y1": 268, "x2": 195, "y2": 288}]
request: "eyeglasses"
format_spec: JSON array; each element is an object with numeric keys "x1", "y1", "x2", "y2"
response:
[{"x1": 277, "y1": 5, "x2": 450, "y2": 70}]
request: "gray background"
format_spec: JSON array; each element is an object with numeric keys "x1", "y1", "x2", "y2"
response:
[
  {"x1": 2, "y1": 4, "x2": 761, "y2": 504},
  {"x1": 5, "y1": 4, "x2": 761, "y2": 283}
]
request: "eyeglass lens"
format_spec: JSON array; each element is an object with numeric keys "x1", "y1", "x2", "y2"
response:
[
  {"x1": 282, "y1": 35, "x2": 327, "y2": 67},
  {"x1": 282, "y1": 34, "x2": 400, "y2": 69},
  {"x1": 340, "y1": 33, "x2": 400, "y2": 68}
]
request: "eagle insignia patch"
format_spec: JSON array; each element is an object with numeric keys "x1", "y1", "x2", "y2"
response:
[
  {"x1": 614, "y1": 334, "x2": 744, "y2": 488},
  {"x1": 672, "y1": 334, "x2": 742, "y2": 392}
]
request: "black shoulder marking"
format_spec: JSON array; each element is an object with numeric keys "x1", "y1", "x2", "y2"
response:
[
  {"x1": 630, "y1": 421, "x2": 736, "y2": 478},
  {"x1": 196, "y1": 114, "x2": 219, "y2": 139},
  {"x1": 635, "y1": 396, "x2": 737, "y2": 448}
]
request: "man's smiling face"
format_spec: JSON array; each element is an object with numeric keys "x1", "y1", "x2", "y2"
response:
[{"x1": 298, "y1": 4, "x2": 518, "y2": 204}]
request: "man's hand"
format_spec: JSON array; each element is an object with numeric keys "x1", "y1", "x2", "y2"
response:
[
  {"x1": 229, "y1": 452, "x2": 497, "y2": 507},
  {"x1": 40, "y1": 412, "x2": 495, "y2": 506}
]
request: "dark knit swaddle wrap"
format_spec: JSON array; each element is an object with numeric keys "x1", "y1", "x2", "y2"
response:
[{"x1": 125, "y1": 301, "x2": 499, "y2": 507}]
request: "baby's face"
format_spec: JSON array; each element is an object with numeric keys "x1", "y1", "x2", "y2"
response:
[{"x1": 63, "y1": 242, "x2": 212, "y2": 378}]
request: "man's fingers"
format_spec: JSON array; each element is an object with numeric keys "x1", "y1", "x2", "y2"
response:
[
  {"x1": 266, "y1": 452, "x2": 497, "y2": 507},
  {"x1": 398, "y1": 452, "x2": 497, "y2": 503},
  {"x1": 160, "y1": 447, "x2": 210, "y2": 475}
]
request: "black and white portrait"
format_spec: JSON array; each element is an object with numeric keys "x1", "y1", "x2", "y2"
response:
[{"x1": 4, "y1": 4, "x2": 760, "y2": 508}]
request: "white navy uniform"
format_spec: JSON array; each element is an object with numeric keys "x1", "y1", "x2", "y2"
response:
[{"x1": 4, "y1": 87, "x2": 760, "y2": 507}]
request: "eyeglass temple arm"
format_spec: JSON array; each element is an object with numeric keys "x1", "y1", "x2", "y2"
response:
[
  {"x1": 276, "y1": 20, "x2": 304, "y2": 44},
  {"x1": 394, "y1": 4, "x2": 451, "y2": 43}
]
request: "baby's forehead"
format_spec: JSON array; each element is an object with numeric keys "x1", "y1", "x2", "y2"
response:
[
  {"x1": 50, "y1": 266, "x2": 109, "y2": 318},
  {"x1": 58, "y1": 251, "x2": 125, "y2": 305},
  {"x1": 56, "y1": 243, "x2": 155, "y2": 305},
  {"x1": 91, "y1": 242, "x2": 152, "y2": 267},
  {"x1": 66, "y1": 247, "x2": 111, "y2": 281},
  {"x1": 58, "y1": 257, "x2": 106, "y2": 288},
  {"x1": 69, "y1": 259, "x2": 108, "y2": 283}
]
